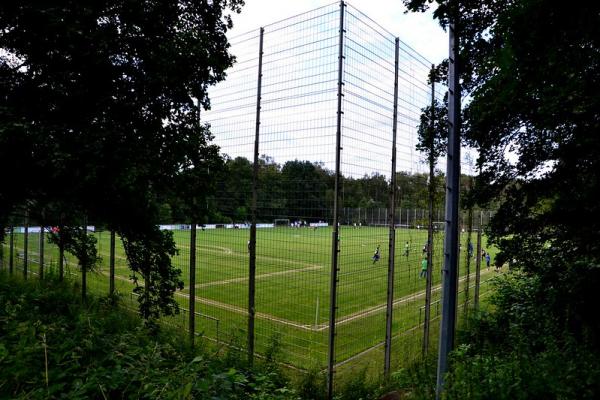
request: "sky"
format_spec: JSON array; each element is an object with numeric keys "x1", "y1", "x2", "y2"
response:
[
  {"x1": 205, "y1": 1, "x2": 480, "y2": 176},
  {"x1": 226, "y1": 0, "x2": 448, "y2": 66}
]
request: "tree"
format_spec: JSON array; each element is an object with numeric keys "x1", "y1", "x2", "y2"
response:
[
  {"x1": 211, "y1": 156, "x2": 253, "y2": 222},
  {"x1": 416, "y1": 67, "x2": 448, "y2": 356},
  {"x1": 0, "y1": 0, "x2": 243, "y2": 319},
  {"x1": 281, "y1": 160, "x2": 330, "y2": 220},
  {"x1": 405, "y1": 0, "x2": 600, "y2": 341},
  {"x1": 404, "y1": 0, "x2": 600, "y2": 396},
  {"x1": 256, "y1": 155, "x2": 284, "y2": 220}
]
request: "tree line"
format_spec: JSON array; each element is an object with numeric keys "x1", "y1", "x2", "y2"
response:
[{"x1": 174, "y1": 155, "x2": 461, "y2": 224}]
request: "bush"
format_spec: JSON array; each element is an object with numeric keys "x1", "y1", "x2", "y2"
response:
[
  {"x1": 0, "y1": 272, "x2": 298, "y2": 399},
  {"x1": 442, "y1": 271, "x2": 600, "y2": 400},
  {"x1": 444, "y1": 341, "x2": 600, "y2": 400}
]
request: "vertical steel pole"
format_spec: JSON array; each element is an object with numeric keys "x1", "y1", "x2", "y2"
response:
[
  {"x1": 328, "y1": 3, "x2": 345, "y2": 398},
  {"x1": 23, "y1": 215, "x2": 28, "y2": 279},
  {"x1": 436, "y1": 10, "x2": 461, "y2": 399},
  {"x1": 464, "y1": 206, "x2": 473, "y2": 316},
  {"x1": 189, "y1": 223, "x2": 197, "y2": 344},
  {"x1": 9, "y1": 226, "x2": 14, "y2": 274},
  {"x1": 0, "y1": 224, "x2": 4, "y2": 270},
  {"x1": 58, "y1": 221, "x2": 64, "y2": 282},
  {"x1": 58, "y1": 241, "x2": 64, "y2": 282},
  {"x1": 39, "y1": 226, "x2": 44, "y2": 279},
  {"x1": 248, "y1": 27, "x2": 264, "y2": 365},
  {"x1": 384, "y1": 37, "x2": 400, "y2": 376},
  {"x1": 82, "y1": 221, "x2": 87, "y2": 301},
  {"x1": 423, "y1": 65, "x2": 436, "y2": 357},
  {"x1": 474, "y1": 211, "x2": 482, "y2": 310},
  {"x1": 109, "y1": 230, "x2": 116, "y2": 295}
]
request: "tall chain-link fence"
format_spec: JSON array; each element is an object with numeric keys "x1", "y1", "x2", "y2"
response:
[{"x1": 0, "y1": 1, "x2": 502, "y2": 396}]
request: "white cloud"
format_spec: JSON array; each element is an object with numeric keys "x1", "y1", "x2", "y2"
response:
[
  {"x1": 228, "y1": 1, "x2": 447, "y2": 65},
  {"x1": 207, "y1": 1, "x2": 466, "y2": 178}
]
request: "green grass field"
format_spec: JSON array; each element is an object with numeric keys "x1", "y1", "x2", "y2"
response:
[{"x1": 2, "y1": 225, "x2": 499, "y2": 374}]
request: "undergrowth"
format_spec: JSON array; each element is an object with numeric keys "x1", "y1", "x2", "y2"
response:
[{"x1": 0, "y1": 271, "x2": 297, "y2": 399}]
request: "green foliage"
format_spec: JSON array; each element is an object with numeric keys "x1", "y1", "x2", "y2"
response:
[
  {"x1": 442, "y1": 272, "x2": 600, "y2": 400},
  {"x1": 403, "y1": 0, "x2": 600, "y2": 338},
  {"x1": 209, "y1": 156, "x2": 450, "y2": 223},
  {"x1": 384, "y1": 357, "x2": 437, "y2": 400},
  {"x1": 402, "y1": 1, "x2": 600, "y2": 397},
  {"x1": 0, "y1": 0, "x2": 244, "y2": 318},
  {"x1": 336, "y1": 368, "x2": 379, "y2": 400},
  {"x1": 382, "y1": 272, "x2": 600, "y2": 399},
  {"x1": 416, "y1": 98, "x2": 447, "y2": 164},
  {"x1": 0, "y1": 272, "x2": 300, "y2": 399},
  {"x1": 120, "y1": 228, "x2": 183, "y2": 320},
  {"x1": 48, "y1": 226, "x2": 99, "y2": 273},
  {"x1": 296, "y1": 367, "x2": 327, "y2": 400}
]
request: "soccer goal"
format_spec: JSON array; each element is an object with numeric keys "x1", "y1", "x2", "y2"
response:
[{"x1": 274, "y1": 219, "x2": 290, "y2": 227}]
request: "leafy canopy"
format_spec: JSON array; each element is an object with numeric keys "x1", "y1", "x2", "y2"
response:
[
  {"x1": 404, "y1": 0, "x2": 600, "y2": 349},
  {"x1": 0, "y1": 0, "x2": 243, "y2": 318}
]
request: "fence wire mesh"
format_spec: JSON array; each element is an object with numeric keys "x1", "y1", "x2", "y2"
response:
[{"x1": 0, "y1": 1, "x2": 502, "y2": 395}]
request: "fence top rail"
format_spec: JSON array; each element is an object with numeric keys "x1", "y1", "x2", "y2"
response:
[
  {"x1": 226, "y1": 1, "x2": 339, "y2": 42},
  {"x1": 262, "y1": 1, "x2": 339, "y2": 30},
  {"x1": 225, "y1": 1, "x2": 436, "y2": 72}
]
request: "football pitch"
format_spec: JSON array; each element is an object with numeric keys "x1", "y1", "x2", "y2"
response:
[{"x1": 3, "y1": 225, "x2": 497, "y2": 370}]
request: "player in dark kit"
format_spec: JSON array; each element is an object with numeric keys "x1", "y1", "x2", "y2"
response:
[{"x1": 372, "y1": 245, "x2": 381, "y2": 264}]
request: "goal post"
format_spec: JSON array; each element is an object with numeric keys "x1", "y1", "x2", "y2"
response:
[{"x1": 273, "y1": 219, "x2": 290, "y2": 227}]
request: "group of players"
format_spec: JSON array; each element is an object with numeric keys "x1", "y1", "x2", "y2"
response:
[{"x1": 371, "y1": 240, "x2": 495, "y2": 276}]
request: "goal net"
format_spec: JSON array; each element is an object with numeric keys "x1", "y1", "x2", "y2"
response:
[{"x1": 274, "y1": 219, "x2": 290, "y2": 227}]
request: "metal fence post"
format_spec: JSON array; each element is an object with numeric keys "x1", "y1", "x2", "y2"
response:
[
  {"x1": 384, "y1": 37, "x2": 400, "y2": 376},
  {"x1": 248, "y1": 26, "x2": 264, "y2": 365},
  {"x1": 436, "y1": 11, "x2": 461, "y2": 399},
  {"x1": 0, "y1": 227, "x2": 3, "y2": 270},
  {"x1": 59, "y1": 239, "x2": 64, "y2": 282},
  {"x1": 328, "y1": 2, "x2": 345, "y2": 398},
  {"x1": 189, "y1": 223, "x2": 197, "y2": 344},
  {"x1": 474, "y1": 211, "x2": 482, "y2": 310},
  {"x1": 423, "y1": 64, "x2": 436, "y2": 358},
  {"x1": 58, "y1": 217, "x2": 64, "y2": 282},
  {"x1": 23, "y1": 215, "x2": 28, "y2": 279},
  {"x1": 464, "y1": 206, "x2": 473, "y2": 316},
  {"x1": 109, "y1": 230, "x2": 116, "y2": 295},
  {"x1": 39, "y1": 226, "x2": 44, "y2": 280},
  {"x1": 9, "y1": 226, "x2": 14, "y2": 274},
  {"x1": 82, "y1": 221, "x2": 87, "y2": 301}
]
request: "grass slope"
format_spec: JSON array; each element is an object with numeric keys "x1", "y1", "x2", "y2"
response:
[
  {"x1": 2, "y1": 226, "x2": 498, "y2": 370},
  {"x1": 0, "y1": 272, "x2": 298, "y2": 400}
]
